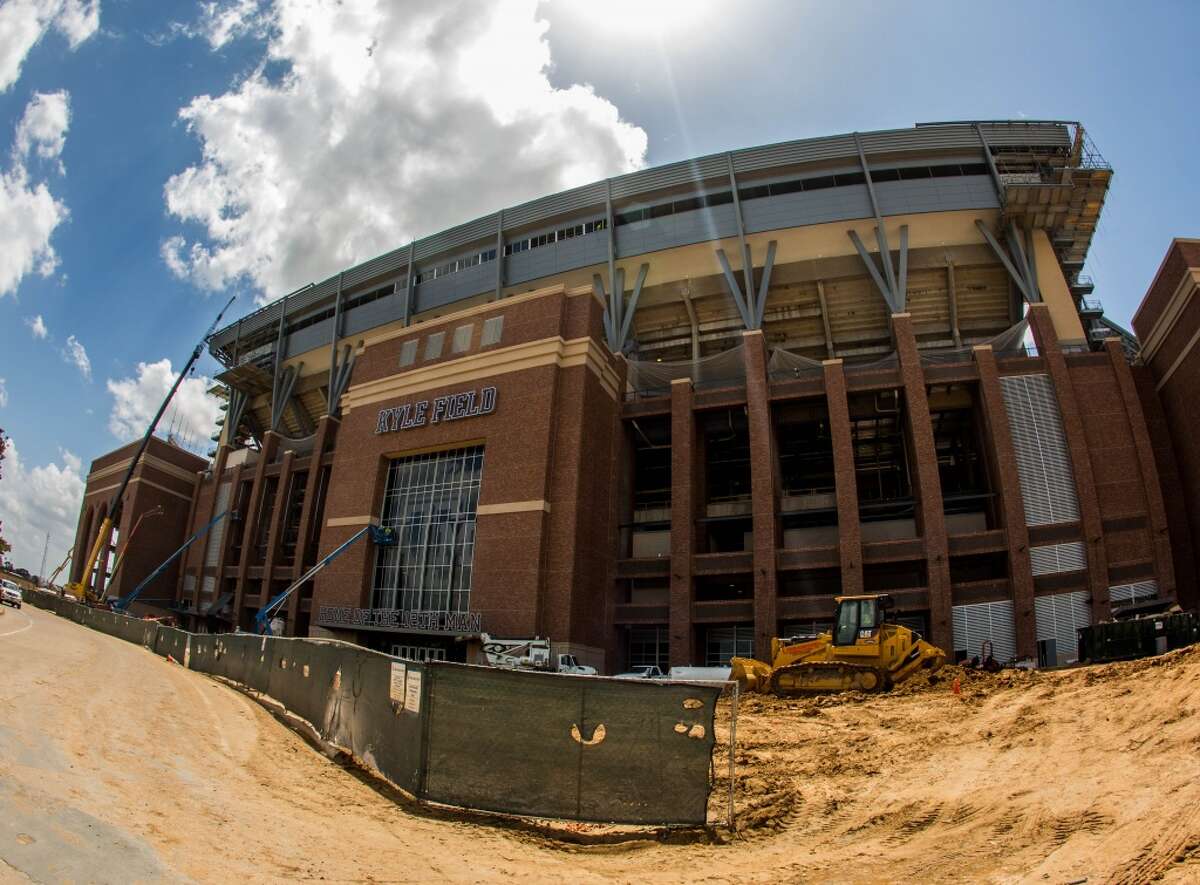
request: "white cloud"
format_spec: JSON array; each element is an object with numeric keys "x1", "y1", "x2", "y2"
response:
[
  {"x1": 0, "y1": 436, "x2": 85, "y2": 574},
  {"x1": 163, "y1": 0, "x2": 647, "y2": 301},
  {"x1": 0, "y1": 91, "x2": 72, "y2": 297},
  {"x1": 190, "y1": 0, "x2": 269, "y2": 49},
  {"x1": 25, "y1": 313, "x2": 48, "y2": 338},
  {"x1": 0, "y1": 0, "x2": 100, "y2": 93},
  {"x1": 106, "y1": 358, "x2": 221, "y2": 447},
  {"x1": 15, "y1": 89, "x2": 70, "y2": 162},
  {"x1": 0, "y1": 377, "x2": 7, "y2": 408},
  {"x1": 62, "y1": 333, "x2": 90, "y2": 380}
]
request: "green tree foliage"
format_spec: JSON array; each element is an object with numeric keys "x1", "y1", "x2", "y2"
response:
[{"x1": 0, "y1": 428, "x2": 9, "y2": 558}]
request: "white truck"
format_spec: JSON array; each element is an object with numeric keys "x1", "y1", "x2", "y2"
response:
[{"x1": 479, "y1": 634, "x2": 597, "y2": 675}]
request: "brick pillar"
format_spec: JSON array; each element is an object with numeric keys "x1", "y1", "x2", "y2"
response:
[
  {"x1": 974, "y1": 344, "x2": 1036, "y2": 657},
  {"x1": 743, "y1": 330, "x2": 779, "y2": 661},
  {"x1": 288, "y1": 414, "x2": 338, "y2": 629},
  {"x1": 668, "y1": 378, "x2": 696, "y2": 666},
  {"x1": 233, "y1": 431, "x2": 280, "y2": 622},
  {"x1": 1105, "y1": 339, "x2": 1176, "y2": 602},
  {"x1": 892, "y1": 313, "x2": 953, "y2": 652},
  {"x1": 603, "y1": 357, "x2": 630, "y2": 673},
  {"x1": 260, "y1": 450, "x2": 295, "y2": 621},
  {"x1": 1028, "y1": 304, "x2": 1111, "y2": 619},
  {"x1": 823, "y1": 359, "x2": 863, "y2": 595}
]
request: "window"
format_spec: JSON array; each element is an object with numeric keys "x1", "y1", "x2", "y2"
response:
[
  {"x1": 452, "y1": 324, "x2": 473, "y2": 353},
  {"x1": 424, "y1": 331, "x2": 444, "y2": 360},
  {"x1": 399, "y1": 339, "x2": 418, "y2": 367},
  {"x1": 372, "y1": 445, "x2": 485, "y2": 615},
  {"x1": 704, "y1": 625, "x2": 754, "y2": 667},
  {"x1": 628, "y1": 626, "x2": 669, "y2": 673},
  {"x1": 481, "y1": 315, "x2": 503, "y2": 346}
]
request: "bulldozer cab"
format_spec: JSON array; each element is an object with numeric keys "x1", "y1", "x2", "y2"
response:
[{"x1": 832, "y1": 594, "x2": 894, "y2": 647}]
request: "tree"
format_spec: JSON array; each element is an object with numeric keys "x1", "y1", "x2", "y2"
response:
[{"x1": 0, "y1": 428, "x2": 9, "y2": 559}]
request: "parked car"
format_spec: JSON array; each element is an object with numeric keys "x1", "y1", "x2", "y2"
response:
[
  {"x1": 614, "y1": 665, "x2": 663, "y2": 679},
  {"x1": 1, "y1": 580, "x2": 22, "y2": 609}
]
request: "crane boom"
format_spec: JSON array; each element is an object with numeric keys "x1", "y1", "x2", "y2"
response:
[{"x1": 68, "y1": 295, "x2": 236, "y2": 603}]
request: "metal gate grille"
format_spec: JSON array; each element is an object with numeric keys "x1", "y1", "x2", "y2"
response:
[
  {"x1": 1110, "y1": 580, "x2": 1158, "y2": 605},
  {"x1": 952, "y1": 600, "x2": 1016, "y2": 662},
  {"x1": 1034, "y1": 590, "x2": 1090, "y2": 664},
  {"x1": 1029, "y1": 541, "x2": 1087, "y2": 575},
  {"x1": 999, "y1": 374, "x2": 1079, "y2": 526},
  {"x1": 203, "y1": 482, "x2": 232, "y2": 567}
]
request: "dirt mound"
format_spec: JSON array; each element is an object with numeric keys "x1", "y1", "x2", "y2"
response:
[{"x1": 705, "y1": 645, "x2": 1200, "y2": 882}]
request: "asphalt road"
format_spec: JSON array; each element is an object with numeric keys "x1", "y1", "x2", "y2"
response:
[{"x1": 0, "y1": 605, "x2": 668, "y2": 884}]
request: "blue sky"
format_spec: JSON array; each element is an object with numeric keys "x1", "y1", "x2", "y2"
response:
[{"x1": 1, "y1": 0, "x2": 1198, "y2": 571}]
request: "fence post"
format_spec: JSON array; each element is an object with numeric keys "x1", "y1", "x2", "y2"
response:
[{"x1": 728, "y1": 681, "x2": 738, "y2": 832}]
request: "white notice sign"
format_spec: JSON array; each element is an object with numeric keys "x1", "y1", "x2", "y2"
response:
[
  {"x1": 389, "y1": 661, "x2": 407, "y2": 703},
  {"x1": 404, "y1": 669, "x2": 422, "y2": 713}
]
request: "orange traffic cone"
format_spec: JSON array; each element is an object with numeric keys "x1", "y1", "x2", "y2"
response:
[{"x1": 952, "y1": 677, "x2": 961, "y2": 695}]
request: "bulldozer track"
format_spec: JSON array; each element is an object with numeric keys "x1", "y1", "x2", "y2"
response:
[{"x1": 769, "y1": 661, "x2": 888, "y2": 698}]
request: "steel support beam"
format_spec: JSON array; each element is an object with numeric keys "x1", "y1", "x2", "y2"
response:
[
  {"x1": 947, "y1": 262, "x2": 962, "y2": 347},
  {"x1": 327, "y1": 272, "x2": 343, "y2": 402},
  {"x1": 715, "y1": 247, "x2": 753, "y2": 329},
  {"x1": 975, "y1": 123, "x2": 1006, "y2": 203},
  {"x1": 848, "y1": 226, "x2": 909, "y2": 313},
  {"x1": 975, "y1": 219, "x2": 1038, "y2": 303},
  {"x1": 225, "y1": 387, "x2": 250, "y2": 444},
  {"x1": 726, "y1": 153, "x2": 754, "y2": 302},
  {"x1": 816, "y1": 280, "x2": 835, "y2": 358},
  {"x1": 271, "y1": 363, "x2": 301, "y2": 432},
  {"x1": 494, "y1": 210, "x2": 504, "y2": 299},
  {"x1": 402, "y1": 241, "x2": 416, "y2": 325},
  {"x1": 616, "y1": 263, "x2": 650, "y2": 351},
  {"x1": 753, "y1": 239, "x2": 778, "y2": 329}
]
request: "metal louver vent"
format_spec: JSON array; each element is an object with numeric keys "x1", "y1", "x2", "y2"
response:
[
  {"x1": 202, "y1": 483, "x2": 232, "y2": 568},
  {"x1": 1029, "y1": 541, "x2": 1087, "y2": 575},
  {"x1": 183, "y1": 574, "x2": 196, "y2": 595},
  {"x1": 999, "y1": 374, "x2": 1079, "y2": 526},
  {"x1": 200, "y1": 575, "x2": 216, "y2": 598},
  {"x1": 1109, "y1": 580, "x2": 1158, "y2": 605},
  {"x1": 952, "y1": 600, "x2": 1017, "y2": 663},
  {"x1": 1034, "y1": 591, "x2": 1090, "y2": 664}
]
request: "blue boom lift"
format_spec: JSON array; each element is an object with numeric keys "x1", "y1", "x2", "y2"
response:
[
  {"x1": 111, "y1": 510, "x2": 230, "y2": 614},
  {"x1": 254, "y1": 524, "x2": 396, "y2": 635}
]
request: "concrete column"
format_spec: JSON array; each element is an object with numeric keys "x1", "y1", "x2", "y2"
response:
[
  {"x1": 1105, "y1": 339, "x2": 1176, "y2": 602},
  {"x1": 232, "y1": 431, "x2": 280, "y2": 623},
  {"x1": 974, "y1": 344, "x2": 1036, "y2": 657},
  {"x1": 891, "y1": 313, "x2": 953, "y2": 652},
  {"x1": 823, "y1": 359, "x2": 863, "y2": 595},
  {"x1": 288, "y1": 414, "x2": 338, "y2": 629},
  {"x1": 668, "y1": 378, "x2": 696, "y2": 666},
  {"x1": 1028, "y1": 305, "x2": 1111, "y2": 619},
  {"x1": 743, "y1": 330, "x2": 779, "y2": 661}
]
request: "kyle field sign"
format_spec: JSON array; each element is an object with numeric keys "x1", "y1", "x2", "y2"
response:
[{"x1": 375, "y1": 386, "x2": 497, "y2": 434}]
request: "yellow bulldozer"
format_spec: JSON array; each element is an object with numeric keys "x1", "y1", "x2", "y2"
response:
[{"x1": 731, "y1": 594, "x2": 946, "y2": 697}]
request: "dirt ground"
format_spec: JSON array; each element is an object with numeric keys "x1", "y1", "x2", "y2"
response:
[{"x1": 3, "y1": 604, "x2": 1200, "y2": 884}]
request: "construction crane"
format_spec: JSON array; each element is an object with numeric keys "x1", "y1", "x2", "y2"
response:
[
  {"x1": 67, "y1": 295, "x2": 236, "y2": 605},
  {"x1": 45, "y1": 552, "x2": 71, "y2": 590},
  {"x1": 105, "y1": 504, "x2": 164, "y2": 589},
  {"x1": 111, "y1": 510, "x2": 229, "y2": 614},
  {"x1": 255, "y1": 524, "x2": 396, "y2": 635}
]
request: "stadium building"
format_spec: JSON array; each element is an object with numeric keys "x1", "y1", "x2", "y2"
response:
[{"x1": 71, "y1": 120, "x2": 1180, "y2": 673}]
